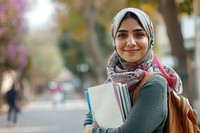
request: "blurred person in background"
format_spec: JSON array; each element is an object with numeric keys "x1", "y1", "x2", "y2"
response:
[
  {"x1": 6, "y1": 83, "x2": 20, "y2": 127},
  {"x1": 51, "y1": 82, "x2": 64, "y2": 109}
]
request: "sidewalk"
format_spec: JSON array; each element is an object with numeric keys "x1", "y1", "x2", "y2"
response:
[
  {"x1": 0, "y1": 90, "x2": 87, "y2": 133},
  {"x1": 0, "y1": 90, "x2": 85, "y2": 116}
]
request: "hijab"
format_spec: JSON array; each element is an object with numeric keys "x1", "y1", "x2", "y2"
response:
[{"x1": 106, "y1": 8, "x2": 183, "y2": 94}]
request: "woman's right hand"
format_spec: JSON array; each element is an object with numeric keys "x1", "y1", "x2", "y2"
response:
[
  {"x1": 84, "y1": 124, "x2": 94, "y2": 133},
  {"x1": 84, "y1": 121, "x2": 99, "y2": 133}
]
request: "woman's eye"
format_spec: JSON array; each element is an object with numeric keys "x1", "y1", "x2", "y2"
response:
[
  {"x1": 136, "y1": 32, "x2": 146, "y2": 38},
  {"x1": 117, "y1": 33, "x2": 127, "y2": 38}
]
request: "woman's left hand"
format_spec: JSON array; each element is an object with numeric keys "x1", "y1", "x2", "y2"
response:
[{"x1": 84, "y1": 121, "x2": 99, "y2": 133}]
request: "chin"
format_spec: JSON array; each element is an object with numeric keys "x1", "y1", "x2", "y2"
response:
[{"x1": 123, "y1": 57, "x2": 139, "y2": 62}]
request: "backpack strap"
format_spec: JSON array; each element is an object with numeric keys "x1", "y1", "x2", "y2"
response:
[{"x1": 133, "y1": 72, "x2": 161, "y2": 104}]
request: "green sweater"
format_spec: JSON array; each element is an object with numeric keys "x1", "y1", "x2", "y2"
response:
[{"x1": 83, "y1": 74, "x2": 168, "y2": 133}]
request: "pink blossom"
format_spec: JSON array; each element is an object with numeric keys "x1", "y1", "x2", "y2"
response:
[
  {"x1": 7, "y1": 44, "x2": 29, "y2": 69},
  {"x1": 0, "y1": 0, "x2": 28, "y2": 69}
]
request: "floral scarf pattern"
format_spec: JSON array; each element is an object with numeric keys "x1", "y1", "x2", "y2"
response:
[
  {"x1": 106, "y1": 51, "x2": 183, "y2": 94},
  {"x1": 105, "y1": 8, "x2": 183, "y2": 94}
]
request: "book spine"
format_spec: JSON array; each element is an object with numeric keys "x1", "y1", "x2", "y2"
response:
[
  {"x1": 124, "y1": 84, "x2": 131, "y2": 113},
  {"x1": 84, "y1": 91, "x2": 93, "y2": 122},
  {"x1": 122, "y1": 84, "x2": 131, "y2": 116},
  {"x1": 114, "y1": 83, "x2": 125, "y2": 121}
]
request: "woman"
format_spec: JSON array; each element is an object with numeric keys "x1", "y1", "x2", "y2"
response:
[{"x1": 83, "y1": 8, "x2": 183, "y2": 133}]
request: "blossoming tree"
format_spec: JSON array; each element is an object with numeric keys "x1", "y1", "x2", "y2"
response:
[{"x1": 0, "y1": 0, "x2": 30, "y2": 106}]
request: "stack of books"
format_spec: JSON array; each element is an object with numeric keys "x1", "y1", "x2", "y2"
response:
[{"x1": 85, "y1": 82, "x2": 131, "y2": 128}]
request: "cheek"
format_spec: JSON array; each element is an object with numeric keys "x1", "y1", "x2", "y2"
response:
[
  {"x1": 115, "y1": 43, "x2": 123, "y2": 53},
  {"x1": 115, "y1": 38, "x2": 125, "y2": 49},
  {"x1": 141, "y1": 39, "x2": 149, "y2": 52}
]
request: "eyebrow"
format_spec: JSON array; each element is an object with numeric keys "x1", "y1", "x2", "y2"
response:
[{"x1": 117, "y1": 28, "x2": 145, "y2": 33}]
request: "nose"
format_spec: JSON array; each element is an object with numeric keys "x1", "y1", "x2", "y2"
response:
[{"x1": 127, "y1": 36, "x2": 136, "y2": 46}]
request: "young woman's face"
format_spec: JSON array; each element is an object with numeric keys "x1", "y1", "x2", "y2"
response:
[{"x1": 115, "y1": 17, "x2": 149, "y2": 63}]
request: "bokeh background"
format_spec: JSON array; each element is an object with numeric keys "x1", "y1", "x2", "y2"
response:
[{"x1": 0, "y1": 0, "x2": 200, "y2": 132}]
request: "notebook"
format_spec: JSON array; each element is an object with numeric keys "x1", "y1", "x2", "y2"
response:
[{"x1": 85, "y1": 82, "x2": 131, "y2": 128}]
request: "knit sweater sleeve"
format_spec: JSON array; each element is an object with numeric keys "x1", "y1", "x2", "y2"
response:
[{"x1": 83, "y1": 74, "x2": 168, "y2": 133}]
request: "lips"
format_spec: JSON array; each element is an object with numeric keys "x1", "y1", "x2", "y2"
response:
[{"x1": 124, "y1": 49, "x2": 140, "y2": 54}]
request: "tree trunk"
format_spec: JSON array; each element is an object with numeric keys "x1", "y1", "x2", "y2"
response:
[
  {"x1": 80, "y1": 0, "x2": 106, "y2": 83},
  {"x1": 194, "y1": 0, "x2": 200, "y2": 99},
  {"x1": 16, "y1": 69, "x2": 24, "y2": 100},
  {"x1": 158, "y1": 0, "x2": 190, "y2": 99},
  {"x1": 0, "y1": 66, "x2": 7, "y2": 114}
]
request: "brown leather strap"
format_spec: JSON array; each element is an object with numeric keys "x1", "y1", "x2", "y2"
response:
[{"x1": 133, "y1": 72, "x2": 161, "y2": 104}]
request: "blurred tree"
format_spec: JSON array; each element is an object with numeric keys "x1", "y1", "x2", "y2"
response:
[
  {"x1": 58, "y1": 31, "x2": 87, "y2": 75},
  {"x1": 0, "y1": 0, "x2": 30, "y2": 110},
  {"x1": 58, "y1": 22, "x2": 113, "y2": 83},
  {"x1": 23, "y1": 29, "x2": 65, "y2": 87},
  {"x1": 178, "y1": 0, "x2": 193, "y2": 16},
  {"x1": 95, "y1": 22, "x2": 113, "y2": 58},
  {"x1": 157, "y1": 0, "x2": 192, "y2": 99}
]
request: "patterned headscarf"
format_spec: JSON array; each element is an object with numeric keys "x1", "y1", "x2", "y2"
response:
[{"x1": 106, "y1": 8, "x2": 183, "y2": 94}]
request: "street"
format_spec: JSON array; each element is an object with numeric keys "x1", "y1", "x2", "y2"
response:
[{"x1": 0, "y1": 91, "x2": 88, "y2": 133}]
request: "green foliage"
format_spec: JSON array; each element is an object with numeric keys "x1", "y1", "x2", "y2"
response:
[
  {"x1": 58, "y1": 21, "x2": 113, "y2": 77},
  {"x1": 95, "y1": 22, "x2": 113, "y2": 58},
  {"x1": 58, "y1": 31, "x2": 90, "y2": 75},
  {"x1": 127, "y1": 0, "x2": 140, "y2": 7},
  {"x1": 178, "y1": 0, "x2": 193, "y2": 16},
  {"x1": 67, "y1": 8, "x2": 87, "y2": 41}
]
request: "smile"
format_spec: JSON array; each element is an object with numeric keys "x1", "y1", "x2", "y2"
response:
[{"x1": 124, "y1": 49, "x2": 139, "y2": 54}]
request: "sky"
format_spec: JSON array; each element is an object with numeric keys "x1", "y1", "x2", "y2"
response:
[{"x1": 25, "y1": 0, "x2": 56, "y2": 31}]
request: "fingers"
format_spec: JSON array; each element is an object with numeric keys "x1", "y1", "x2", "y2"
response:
[
  {"x1": 92, "y1": 113, "x2": 99, "y2": 128},
  {"x1": 84, "y1": 125, "x2": 93, "y2": 133},
  {"x1": 93, "y1": 121, "x2": 99, "y2": 128}
]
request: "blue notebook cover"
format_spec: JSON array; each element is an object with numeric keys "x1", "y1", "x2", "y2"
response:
[{"x1": 84, "y1": 91, "x2": 93, "y2": 122}]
